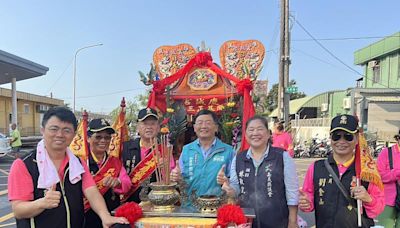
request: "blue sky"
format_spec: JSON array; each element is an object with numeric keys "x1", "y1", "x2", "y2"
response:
[{"x1": 1, "y1": 0, "x2": 399, "y2": 113}]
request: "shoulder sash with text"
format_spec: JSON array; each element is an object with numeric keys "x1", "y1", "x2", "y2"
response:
[{"x1": 84, "y1": 156, "x2": 122, "y2": 211}]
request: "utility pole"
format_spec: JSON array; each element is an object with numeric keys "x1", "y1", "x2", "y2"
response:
[{"x1": 278, "y1": 0, "x2": 291, "y2": 125}]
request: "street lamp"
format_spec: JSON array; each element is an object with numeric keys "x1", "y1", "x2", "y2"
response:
[{"x1": 73, "y1": 43, "x2": 103, "y2": 113}]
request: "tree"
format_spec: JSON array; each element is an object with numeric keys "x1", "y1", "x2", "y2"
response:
[
  {"x1": 264, "y1": 79, "x2": 306, "y2": 115},
  {"x1": 109, "y1": 92, "x2": 149, "y2": 134}
]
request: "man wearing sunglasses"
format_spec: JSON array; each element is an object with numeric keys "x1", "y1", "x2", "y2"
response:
[
  {"x1": 298, "y1": 114, "x2": 384, "y2": 227},
  {"x1": 84, "y1": 118, "x2": 131, "y2": 228}
]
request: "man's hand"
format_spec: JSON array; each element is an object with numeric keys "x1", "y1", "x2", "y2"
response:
[
  {"x1": 298, "y1": 188, "x2": 311, "y2": 211},
  {"x1": 102, "y1": 176, "x2": 120, "y2": 188},
  {"x1": 170, "y1": 160, "x2": 181, "y2": 182},
  {"x1": 100, "y1": 213, "x2": 129, "y2": 228},
  {"x1": 216, "y1": 165, "x2": 228, "y2": 185},
  {"x1": 288, "y1": 220, "x2": 298, "y2": 228},
  {"x1": 39, "y1": 185, "x2": 61, "y2": 209},
  {"x1": 351, "y1": 185, "x2": 372, "y2": 203}
]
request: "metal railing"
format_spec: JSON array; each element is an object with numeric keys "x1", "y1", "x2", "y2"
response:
[{"x1": 291, "y1": 118, "x2": 331, "y2": 127}]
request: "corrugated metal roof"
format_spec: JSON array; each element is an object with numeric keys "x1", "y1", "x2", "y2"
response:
[
  {"x1": 354, "y1": 32, "x2": 400, "y2": 65},
  {"x1": 269, "y1": 96, "x2": 313, "y2": 117},
  {"x1": 367, "y1": 96, "x2": 400, "y2": 102}
]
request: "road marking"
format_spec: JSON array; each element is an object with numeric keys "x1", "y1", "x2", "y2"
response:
[
  {"x1": 0, "y1": 222, "x2": 16, "y2": 227},
  {"x1": 0, "y1": 169, "x2": 9, "y2": 175},
  {"x1": 0, "y1": 223, "x2": 16, "y2": 228},
  {"x1": 0, "y1": 222, "x2": 16, "y2": 228},
  {"x1": 0, "y1": 213, "x2": 14, "y2": 223},
  {"x1": 0, "y1": 189, "x2": 7, "y2": 196}
]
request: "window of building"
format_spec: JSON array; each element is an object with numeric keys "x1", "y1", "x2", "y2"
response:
[
  {"x1": 372, "y1": 64, "x2": 380, "y2": 83},
  {"x1": 24, "y1": 104, "x2": 30, "y2": 114},
  {"x1": 398, "y1": 55, "x2": 400, "y2": 79}
]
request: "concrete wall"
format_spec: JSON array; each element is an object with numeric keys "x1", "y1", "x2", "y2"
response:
[
  {"x1": 292, "y1": 126, "x2": 330, "y2": 144},
  {"x1": 367, "y1": 102, "x2": 400, "y2": 141}
]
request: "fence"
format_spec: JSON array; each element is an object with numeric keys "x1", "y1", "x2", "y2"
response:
[{"x1": 291, "y1": 118, "x2": 331, "y2": 128}]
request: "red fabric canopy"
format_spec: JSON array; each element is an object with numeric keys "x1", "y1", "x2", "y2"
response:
[{"x1": 147, "y1": 52, "x2": 255, "y2": 151}]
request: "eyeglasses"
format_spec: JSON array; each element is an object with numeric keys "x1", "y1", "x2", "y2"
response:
[
  {"x1": 47, "y1": 126, "x2": 74, "y2": 135},
  {"x1": 195, "y1": 120, "x2": 215, "y2": 126},
  {"x1": 94, "y1": 135, "x2": 112, "y2": 141},
  {"x1": 246, "y1": 127, "x2": 267, "y2": 134},
  {"x1": 331, "y1": 132, "x2": 354, "y2": 142}
]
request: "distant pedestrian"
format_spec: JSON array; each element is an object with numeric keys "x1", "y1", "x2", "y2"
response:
[
  {"x1": 272, "y1": 120, "x2": 294, "y2": 157},
  {"x1": 10, "y1": 123, "x2": 22, "y2": 158}
]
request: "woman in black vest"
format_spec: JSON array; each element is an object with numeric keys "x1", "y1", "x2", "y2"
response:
[{"x1": 219, "y1": 116, "x2": 299, "y2": 228}]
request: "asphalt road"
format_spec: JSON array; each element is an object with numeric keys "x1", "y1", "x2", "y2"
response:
[
  {"x1": 0, "y1": 153, "x2": 18, "y2": 228},
  {"x1": 0, "y1": 154, "x2": 319, "y2": 228}
]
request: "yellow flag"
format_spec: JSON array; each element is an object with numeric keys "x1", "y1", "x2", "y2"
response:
[
  {"x1": 356, "y1": 131, "x2": 384, "y2": 190},
  {"x1": 109, "y1": 98, "x2": 130, "y2": 158},
  {"x1": 70, "y1": 111, "x2": 89, "y2": 161}
]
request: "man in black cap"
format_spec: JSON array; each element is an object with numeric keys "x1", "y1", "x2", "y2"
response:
[
  {"x1": 298, "y1": 114, "x2": 384, "y2": 227},
  {"x1": 121, "y1": 108, "x2": 174, "y2": 203},
  {"x1": 84, "y1": 118, "x2": 131, "y2": 228}
]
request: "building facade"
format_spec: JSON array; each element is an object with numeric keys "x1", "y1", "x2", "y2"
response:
[
  {"x1": 0, "y1": 87, "x2": 63, "y2": 136},
  {"x1": 352, "y1": 31, "x2": 400, "y2": 140}
]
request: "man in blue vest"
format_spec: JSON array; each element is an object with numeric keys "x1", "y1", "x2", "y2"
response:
[{"x1": 170, "y1": 109, "x2": 235, "y2": 208}]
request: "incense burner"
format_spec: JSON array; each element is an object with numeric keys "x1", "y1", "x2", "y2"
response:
[
  {"x1": 191, "y1": 190, "x2": 227, "y2": 213},
  {"x1": 148, "y1": 182, "x2": 180, "y2": 212}
]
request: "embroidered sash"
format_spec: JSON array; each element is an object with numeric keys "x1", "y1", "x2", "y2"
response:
[
  {"x1": 120, "y1": 150, "x2": 157, "y2": 202},
  {"x1": 84, "y1": 156, "x2": 122, "y2": 211}
]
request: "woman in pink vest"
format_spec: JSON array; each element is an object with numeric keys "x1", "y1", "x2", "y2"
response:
[
  {"x1": 376, "y1": 130, "x2": 400, "y2": 227},
  {"x1": 272, "y1": 121, "x2": 294, "y2": 157}
]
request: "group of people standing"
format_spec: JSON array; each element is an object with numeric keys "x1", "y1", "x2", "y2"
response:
[{"x1": 7, "y1": 105, "x2": 398, "y2": 228}]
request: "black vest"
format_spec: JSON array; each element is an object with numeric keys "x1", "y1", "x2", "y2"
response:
[
  {"x1": 84, "y1": 153, "x2": 121, "y2": 228},
  {"x1": 16, "y1": 151, "x2": 84, "y2": 228},
  {"x1": 313, "y1": 155, "x2": 374, "y2": 228},
  {"x1": 236, "y1": 147, "x2": 289, "y2": 228},
  {"x1": 121, "y1": 138, "x2": 156, "y2": 203}
]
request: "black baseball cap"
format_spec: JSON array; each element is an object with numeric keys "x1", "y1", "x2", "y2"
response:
[
  {"x1": 87, "y1": 118, "x2": 115, "y2": 134},
  {"x1": 330, "y1": 114, "x2": 358, "y2": 134},
  {"x1": 137, "y1": 108, "x2": 158, "y2": 122},
  {"x1": 395, "y1": 130, "x2": 400, "y2": 139}
]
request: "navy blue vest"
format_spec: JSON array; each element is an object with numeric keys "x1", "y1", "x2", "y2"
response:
[
  {"x1": 84, "y1": 152, "x2": 121, "y2": 228},
  {"x1": 16, "y1": 151, "x2": 84, "y2": 228},
  {"x1": 236, "y1": 147, "x2": 289, "y2": 228},
  {"x1": 313, "y1": 155, "x2": 374, "y2": 228},
  {"x1": 121, "y1": 138, "x2": 156, "y2": 203}
]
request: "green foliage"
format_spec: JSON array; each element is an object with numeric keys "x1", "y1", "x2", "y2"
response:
[
  {"x1": 219, "y1": 99, "x2": 241, "y2": 145},
  {"x1": 264, "y1": 79, "x2": 306, "y2": 115},
  {"x1": 161, "y1": 101, "x2": 187, "y2": 145},
  {"x1": 139, "y1": 63, "x2": 157, "y2": 86},
  {"x1": 109, "y1": 93, "x2": 149, "y2": 134}
]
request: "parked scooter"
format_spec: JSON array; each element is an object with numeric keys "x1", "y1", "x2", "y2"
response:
[{"x1": 294, "y1": 140, "x2": 310, "y2": 158}]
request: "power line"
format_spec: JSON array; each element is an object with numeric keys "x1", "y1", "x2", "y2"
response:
[
  {"x1": 44, "y1": 57, "x2": 74, "y2": 95},
  {"x1": 58, "y1": 87, "x2": 148, "y2": 100},
  {"x1": 294, "y1": 19, "x2": 363, "y2": 76},
  {"x1": 293, "y1": 19, "x2": 400, "y2": 93},
  {"x1": 292, "y1": 47, "x2": 353, "y2": 73},
  {"x1": 293, "y1": 35, "x2": 400, "y2": 42}
]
